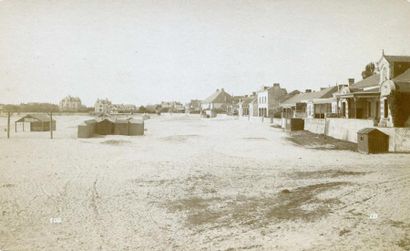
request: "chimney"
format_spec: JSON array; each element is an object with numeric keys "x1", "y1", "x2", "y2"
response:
[
  {"x1": 320, "y1": 87, "x2": 327, "y2": 91},
  {"x1": 273, "y1": 83, "x2": 280, "y2": 87},
  {"x1": 348, "y1": 78, "x2": 355, "y2": 86},
  {"x1": 216, "y1": 89, "x2": 219, "y2": 92},
  {"x1": 252, "y1": 92, "x2": 256, "y2": 96},
  {"x1": 305, "y1": 89, "x2": 312, "y2": 93},
  {"x1": 221, "y1": 88, "x2": 224, "y2": 92}
]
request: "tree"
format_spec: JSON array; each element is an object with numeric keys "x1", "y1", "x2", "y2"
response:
[
  {"x1": 138, "y1": 106, "x2": 147, "y2": 113},
  {"x1": 361, "y1": 62, "x2": 376, "y2": 79}
]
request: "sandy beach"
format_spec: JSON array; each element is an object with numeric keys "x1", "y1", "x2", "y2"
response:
[{"x1": 1, "y1": 114, "x2": 410, "y2": 250}]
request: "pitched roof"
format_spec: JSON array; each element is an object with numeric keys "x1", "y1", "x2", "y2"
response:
[
  {"x1": 350, "y1": 74, "x2": 380, "y2": 90},
  {"x1": 393, "y1": 68, "x2": 410, "y2": 83},
  {"x1": 280, "y1": 86, "x2": 338, "y2": 108},
  {"x1": 202, "y1": 89, "x2": 232, "y2": 104},
  {"x1": 392, "y1": 69, "x2": 410, "y2": 92},
  {"x1": 384, "y1": 55, "x2": 410, "y2": 63},
  {"x1": 280, "y1": 90, "x2": 300, "y2": 102},
  {"x1": 239, "y1": 96, "x2": 255, "y2": 106},
  {"x1": 16, "y1": 114, "x2": 55, "y2": 122}
]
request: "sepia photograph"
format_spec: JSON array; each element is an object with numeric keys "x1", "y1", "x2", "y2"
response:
[{"x1": 1, "y1": 0, "x2": 410, "y2": 250}]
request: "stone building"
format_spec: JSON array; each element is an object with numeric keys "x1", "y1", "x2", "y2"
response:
[
  {"x1": 257, "y1": 83, "x2": 287, "y2": 117},
  {"x1": 94, "y1": 98, "x2": 112, "y2": 114},
  {"x1": 59, "y1": 96, "x2": 82, "y2": 112}
]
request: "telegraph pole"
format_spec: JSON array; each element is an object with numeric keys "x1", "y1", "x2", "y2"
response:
[
  {"x1": 7, "y1": 112, "x2": 10, "y2": 139},
  {"x1": 50, "y1": 112, "x2": 53, "y2": 139}
]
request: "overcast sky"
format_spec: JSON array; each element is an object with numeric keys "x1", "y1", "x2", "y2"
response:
[{"x1": 1, "y1": 0, "x2": 410, "y2": 106}]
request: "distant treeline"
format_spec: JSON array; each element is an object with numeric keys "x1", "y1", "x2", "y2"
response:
[
  {"x1": 0, "y1": 103, "x2": 187, "y2": 114},
  {"x1": 0, "y1": 103, "x2": 92, "y2": 113}
]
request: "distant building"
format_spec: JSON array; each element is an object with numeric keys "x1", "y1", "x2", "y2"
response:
[
  {"x1": 201, "y1": 88, "x2": 232, "y2": 113},
  {"x1": 186, "y1": 99, "x2": 201, "y2": 113},
  {"x1": 238, "y1": 94, "x2": 256, "y2": 116},
  {"x1": 111, "y1": 104, "x2": 137, "y2": 114},
  {"x1": 257, "y1": 83, "x2": 287, "y2": 117},
  {"x1": 248, "y1": 98, "x2": 258, "y2": 117},
  {"x1": 281, "y1": 86, "x2": 338, "y2": 119},
  {"x1": 94, "y1": 98, "x2": 112, "y2": 114},
  {"x1": 228, "y1": 95, "x2": 245, "y2": 115},
  {"x1": 160, "y1": 101, "x2": 185, "y2": 113},
  {"x1": 59, "y1": 96, "x2": 82, "y2": 112}
]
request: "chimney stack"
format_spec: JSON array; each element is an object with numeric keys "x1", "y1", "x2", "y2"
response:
[
  {"x1": 305, "y1": 89, "x2": 312, "y2": 93},
  {"x1": 348, "y1": 78, "x2": 355, "y2": 86},
  {"x1": 273, "y1": 83, "x2": 280, "y2": 87}
]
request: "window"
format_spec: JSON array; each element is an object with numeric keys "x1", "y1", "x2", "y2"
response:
[
  {"x1": 384, "y1": 99, "x2": 389, "y2": 118},
  {"x1": 376, "y1": 101, "x2": 379, "y2": 119}
]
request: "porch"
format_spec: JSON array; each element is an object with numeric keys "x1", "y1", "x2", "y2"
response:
[{"x1": 337, "y1": 92, "x2": 380, "y2": 121}]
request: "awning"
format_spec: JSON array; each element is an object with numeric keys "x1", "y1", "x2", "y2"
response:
[
  {"x1": 337, "y1": 92, "x2": 380, "y2": 99},
  {"x1": 311, "y1": 98, "x2": 335, "y2": 104}
]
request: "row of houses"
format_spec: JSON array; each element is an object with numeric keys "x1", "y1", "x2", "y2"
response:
[
  {"x1": 94, "y1": 98, "x2": 138, "y2": 114},
  {"x1": 279, "y1": 53, "x2": 410, "y2": 128},
  {"x1": 200, "y1": 85, "x2": 292, "y2": 117},
  {"x1": 200, "y1": 52, "x2": 410, "y2": 129}
]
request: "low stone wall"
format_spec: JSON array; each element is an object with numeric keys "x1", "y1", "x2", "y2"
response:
[
  {"x1": 304, "y1": 118, "x2": 326, "y2": 134},
  {"x1": 238, "y1": 115, "x2": 272, "y2": 124},
  {"x1": 325, "y1": 118, "x2": 374, "y2": 143},
  {"x1": 237, "y1": 115, "x2": 410, "y2": 152},
  {"x1": 272, "y1": 118, "x2": 282, "y2": 127},
  {"x1": 378, "y1": 127, "x2": 410, "y2": 152}
]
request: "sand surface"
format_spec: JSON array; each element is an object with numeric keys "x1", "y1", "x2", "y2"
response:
[{"x1": 1, "y1": 114, "x2": 410, "y2": 250}]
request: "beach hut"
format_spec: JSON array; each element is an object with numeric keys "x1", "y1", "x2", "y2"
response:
[
  {"x1": 77, "y1": 119, "x2": 96, "y2": 138},
  {"x1": 77, "y1": 117, "x2": 144, "y2": 138},
  {"x1": 127, "y1": 119, "x2": 144, "y2": 136},
  {"x1": 357, "y1": 128, "x2": 389, "y2": 154},
  {"x1": 15, "y1": 114, "x2": 56, "y2": 132},
  {"x1": 114, "y1": 118, "x2": 144, "y2": 136},
  {"x1": 95, "y1": 118, "x2": 115, "y2": 135}
]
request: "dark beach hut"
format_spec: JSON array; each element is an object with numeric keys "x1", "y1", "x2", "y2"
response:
[
  {"x1": 114, "y1": 119, "x2": 130, "y2": 135},
  {"x1": 77, "y1": 116, "x2": 144, "y2": 138},
  {"x1": 127, "y1": 118, "x2": 144, "y2": 136},
  {"x1": 95, "y1": 118, "x2": 115, "y2": 135},
  {"x1": 357, "y1": 128, "x2": 389, "y2": 154},
  {"x1": 77, "y1": 119, "x2": 96, "y2": 138},
  {"x1": 15, "y1": 114, "x2": 56, "y2": 132},
  {"x1": 114, "y1": 118, "x2": 144, "y2": 136}
]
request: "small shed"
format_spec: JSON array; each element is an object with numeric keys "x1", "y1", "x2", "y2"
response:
[
  {"x1": 77, "y1": 117, "x2": 144, "y2": 138},
  {"x1": 113, "y1": 118, "x2": 144, "y2": 136},
  {"x1": 357, "y1": 128, "x2": 389, "y2": 154},
  {"x1": 77, "y1": 119, "x2": 96, "y2": 138},
  {"x1": 285, "y1": 118, "x2": 304, "y2": 131},
  {"x1": 127, "y1": 119, "x2": 144, "y2": 136},
  {"x1": 15, "y1": 114, "x2": 56, "y2": 132},
  {"x1": 95, "y1": 118, "x2": 115, "y2": 135}
]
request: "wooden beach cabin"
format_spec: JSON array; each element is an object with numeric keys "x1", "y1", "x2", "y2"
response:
[
  {"x1": 77, "y1": 119, "x2": 97, "y2": 138},
  {"x1": 95, "y1": 118, "x2": 115, "y2": 135},
  {"x1": 77, "y1": 117, "x2": 144, "y2": 138},
  {"x1": 15, "y1": 114, "x2": 56, "y2": 132}
]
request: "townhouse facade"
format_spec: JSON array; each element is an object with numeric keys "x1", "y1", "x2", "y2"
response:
[
  {"x1": 59, "y1": 96, "x2": 83, "y2": 112},
  {"x1": 257, "y1": 83, "x2": 287, "y2": 117}
]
